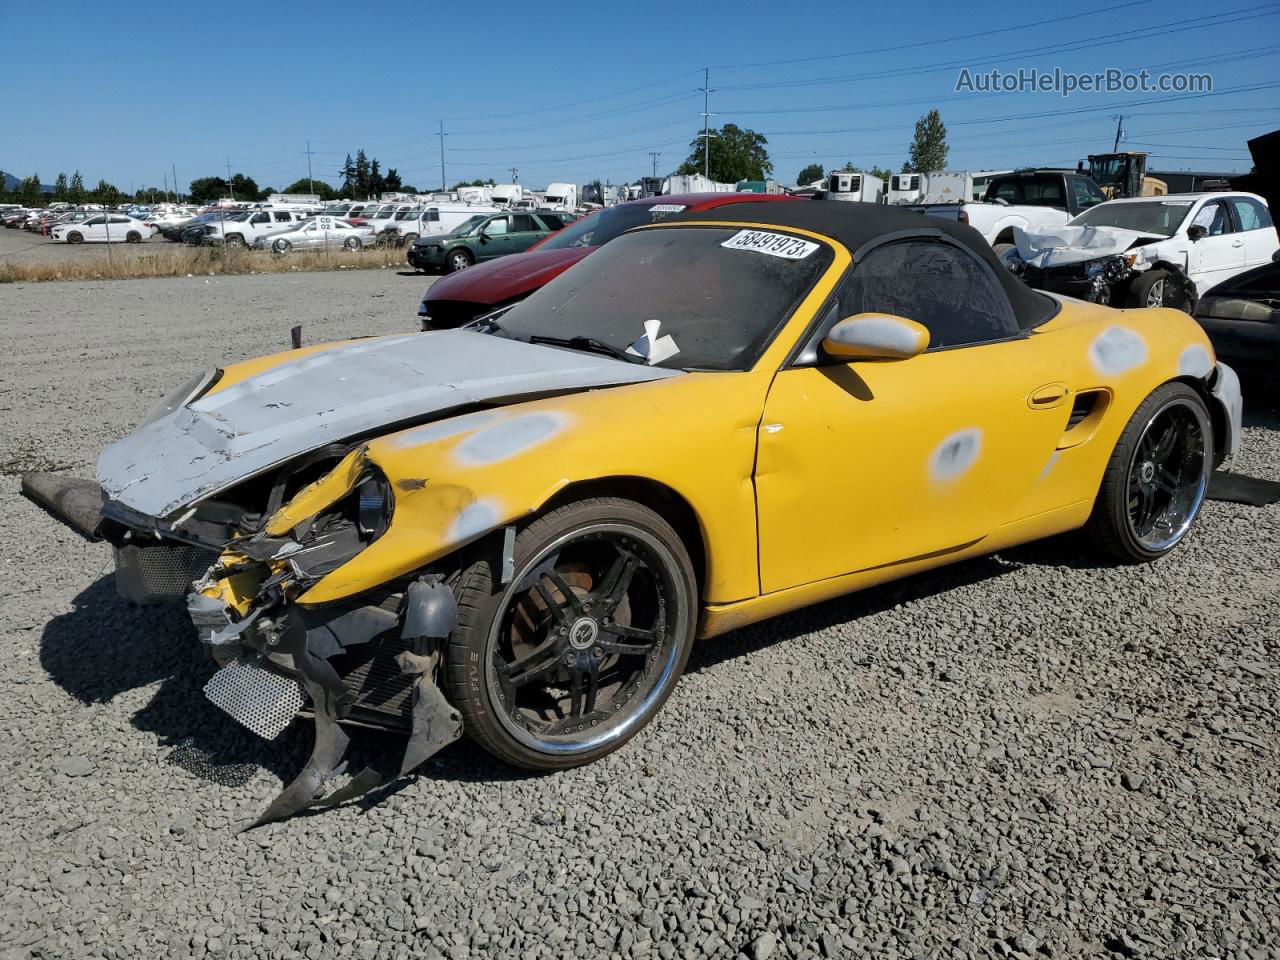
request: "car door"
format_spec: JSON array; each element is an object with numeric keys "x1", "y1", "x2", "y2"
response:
[
  {"x1": 475, "y1": 215, "x2": 512, "y2": 260},
  {"x1": 1226, "y1": 196, "x2": 1278, "y2": 269},
  {"x1": 81, "y1": 215, "x2": 106, "y2": 240},
  {"x1": 755, "y1": 236, "x2": 1072, "y2": 593},
  {"x1": 509, "y1": 213, "x2": 545, "y2": 253},
  {"x1": 1186, "y1": 199, "x2": 1245, "y2": 295}
]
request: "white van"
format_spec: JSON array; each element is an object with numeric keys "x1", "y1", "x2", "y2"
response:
[{"x1": 415, "y1": 203, "x2": 501, "y2": 237}]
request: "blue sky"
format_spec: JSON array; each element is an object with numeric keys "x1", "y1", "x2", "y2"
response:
[{"x1": 2, "y1": 0, "x2": 1277, "y2": 193}]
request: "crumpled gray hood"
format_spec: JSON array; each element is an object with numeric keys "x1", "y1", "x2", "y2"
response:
[
  {"x1": 99, "y1": 330, "x2": 679, "y2": 519},
  {"x1": 1013, "y1": 223, "x2": 1175, "y2": 268}
]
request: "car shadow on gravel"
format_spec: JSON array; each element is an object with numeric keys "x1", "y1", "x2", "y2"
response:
[
  {"x1": 688, "y1": 554, "x2": 1024, "y2": 674},
  {"x1": 39, "y1": 575, "x2": 535, "y2": 803},
  {"x1": 39, "y1": 576, "x2": 311, "y2": 787}
]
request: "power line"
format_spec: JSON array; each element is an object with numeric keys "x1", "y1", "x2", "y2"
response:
[
  {"x1": 710, "y1": 0, "x2": 1157, "y2": 70},
  {"x1": 717, "y1": 3, "x2": 1280, "y2": 92}
]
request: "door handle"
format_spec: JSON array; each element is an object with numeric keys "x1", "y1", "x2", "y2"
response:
[{"x1": 1028, "y1": 382, "x2": 1070, "y2": 410}]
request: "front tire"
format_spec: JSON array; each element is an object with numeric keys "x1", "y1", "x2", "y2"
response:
[
  {"x1": 67, "y1": 231, "x2": 83, "y2": 244},
  {"x1": 1086, "y1": 382, "x2": 1211, "y2": 563},
  {"x1": 272, "y1": 238, "x2": 292, "y2": 255},
  {"x1": 446, "y1": 249, "x2": 473, "y2": 273},
  {"x1": 1127, "y1": 270, "x2": 1190, "y2": 313},
  {"x1": 445, "y1": 497, "x2": 697, "y2": 770}
]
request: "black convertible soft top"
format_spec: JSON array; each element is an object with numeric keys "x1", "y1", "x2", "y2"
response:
[{"x1": 667, "y1": 199, "x2": 1058, "y2": 330}]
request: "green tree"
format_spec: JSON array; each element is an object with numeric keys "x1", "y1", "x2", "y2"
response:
[
  {"x1": 369, "y1": 158, "x2": 384, "y2": 197},
  {"x1": 283, "y1": 178, "x2": 338, "y2": 200},
  {"x1": 90, "y1": 179, "x2": 122, "y2": 204},
  {"x1": 19, "y1": 174, "x2": 42, "y2": 205},
  {"x1": 229, "y1": 173, "x2": 260, "y2": 201},
  {"x1": 188, "y1": 176, "x2": 227, "y2": 206},
  {"x1": 354, "y1": 150, "x2": 370, "y2": 198},
  {"x1": 905, "y1": 109, "x2": 948, "y2": 173},
  {"x1": 68, "y1": 171, "x2": 85, "y2": 203},
  {"x1": 383, "y1": 167, "x2": 402, "y2": 191},
  {"x1": 53, "y1": 172, "x2": 68, "y2": 199},
  {"x1": 677, "y1": 124, "x2": 772, "y2": 182},
  {"x1": 796, "y1": 163, "x2": 825, "y2": 186},
  {"x1": 339, "y1": 154, "x2": 356, "y2": 196}
]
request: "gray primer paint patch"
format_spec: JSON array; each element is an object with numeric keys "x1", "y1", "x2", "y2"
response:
[
  {"x1": 930, "y1": 428, "x2": 983, "y2": 482},
  {"x1": 449, "y1": 499, "x2": 500, "y2": 545},
  {"x1": 453, "y1": 412, "x2": 570, "y2": 467},
  {"x1": 1178, "y1": 343, "x2": 1213, "y2": 379},
  {"x1": 1089, "y1": 326, "x2": 1148, "y2": 375},
  {"x1": 392, "y1": 411, "x2": 497, "y2": 450},
  {"x1": 828, "y1": 315, "x2": 927, "y2": 357},
  {"x1": 1039, "y1": 449, "x2": 1060, "y2": 481}
]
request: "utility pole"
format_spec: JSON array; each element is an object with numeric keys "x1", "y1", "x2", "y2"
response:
[
  {"x1": 172, "y1": 161, "x2": 179, "y2": 203},
  {"x1": 438, "y1": 121, "x2": 447, "y2": 192},
  {"x1": 305, "y1": 140, "x2": 315, "y2": 197},
  {"x1": 1112, "y1": 114, "x2": 1124, "y2": 151},
  {"x1": 649, "y1": 151, "x2": 661, "y2": 177},
  {"x1": 226, "y1": 157, "x2": 234, "y2": 201},
  {"x1": 699, "y1": 67, "x2": 715, "y2": 179},
  {"x1": 510, "y1": 167, "x2": 519, "y2": 184},
  {"x1": 162, "y1": 172, "x2": 168, "y2": 202}
]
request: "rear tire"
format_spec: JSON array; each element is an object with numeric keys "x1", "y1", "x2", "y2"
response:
[
  {"x1": 126, "y1": 231, "x2": 141, "y2": 243},
  {"x1": 445, "y1": 497, "x2": 697, "y2": 770},
  {"x1": 225, "y1": 234, "x2": 245, "y2": 248},
  {"x1": 343, "y1": 236, "x2": 360, "y2": 251},
  {"x1": 1086, "y1": 382, "x2": 1211, "y2": 563}
]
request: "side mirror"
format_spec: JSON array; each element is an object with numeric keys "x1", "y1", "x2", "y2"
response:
[
  {"x1": 822, "y1": 313, "x2": 930, "y2": 362},
  {"x1": 477, "y1": 229, "x2": 490, "y2": 243},
  {"x1": 1187, "y1": 224, "x2": 1207, "y2": 242}
]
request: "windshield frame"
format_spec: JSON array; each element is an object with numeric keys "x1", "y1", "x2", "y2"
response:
[{"x1": 493, "y1": 222, "x2": 840, "y2": 373}]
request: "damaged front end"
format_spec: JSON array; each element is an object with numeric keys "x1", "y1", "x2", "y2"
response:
[
  {"x1": 184, "y1": 446, "x2": 467, "y2": 827},
  {"x1": 1011, "y1": 252, "x2": 1141, "y2": 306}
]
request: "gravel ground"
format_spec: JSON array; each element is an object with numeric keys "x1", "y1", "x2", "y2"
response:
[{"x1": 0, "y1": 272, "x2": 1277, "y2": 960}]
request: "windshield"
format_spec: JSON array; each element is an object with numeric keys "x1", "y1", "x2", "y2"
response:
[
  {"x1": 322, "y1": 205, "x2": 350, "y2": 216},
  {"x1": 1069, "y1": 200, "x2": 1192, "y2": 237},
  {"x1": 539, "y1": 202, "x2": 691, "y2": 250},
  {"x1": 448, "y1": 215, "x2": 486, "y2": 237},
  {"x1": 1089, "y1": 157, "x2": 1126, "y2": 188},
  {"x1": 495, "y1": 226, "x2": 833, "y2": 371},
  {"x1": 394, "y1": 209, "x2": 419, "y2": 220}
]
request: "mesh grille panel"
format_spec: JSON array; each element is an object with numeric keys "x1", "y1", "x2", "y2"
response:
[
  {"x1": 204, "y1": 662, "x2": 305, "y2": 740},
  {"x1": 115, "y1": 542, "x2": 213, "y2": 604}
]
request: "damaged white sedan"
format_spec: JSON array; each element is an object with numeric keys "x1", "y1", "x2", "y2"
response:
[{"x1": 1006, "y1": 192, "x2": 1276, "y2": 312}]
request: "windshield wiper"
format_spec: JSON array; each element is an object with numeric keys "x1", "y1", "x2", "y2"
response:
[{"x1": 527, "y1": 334, "x2": 646, "y2": 364}]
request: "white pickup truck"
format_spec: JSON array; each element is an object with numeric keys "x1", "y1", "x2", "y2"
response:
[
  {"x1": 913, "y1": 170, "x2": 1109, "y2": 254},
  {"x1": 200, "y1": 208, "x2": 312, "y2": 247}
]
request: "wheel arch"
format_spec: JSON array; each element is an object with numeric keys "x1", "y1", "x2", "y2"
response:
[
  {"x1": 538, "y1": 476, "x2": 708, "y2": 599},
  {"x1": 1147, "y1": 260, "x2": 1198, "y2": 309},
  {"x1": 1169, "y1": 374, "x2": 1230, "y2": 468}
]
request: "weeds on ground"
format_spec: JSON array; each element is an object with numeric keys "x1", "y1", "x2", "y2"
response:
[{"x1": 0, "y1": 243, "x2": 410, "y2": 283}]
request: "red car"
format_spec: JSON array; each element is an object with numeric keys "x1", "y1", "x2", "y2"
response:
[{"x1": 418, "y1": 192, "x2": 800, "y2": 329}]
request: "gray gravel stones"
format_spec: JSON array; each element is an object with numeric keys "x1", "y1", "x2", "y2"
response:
[{"x1": 1, "y1": 272, "x2": 1278, "y2": 958}]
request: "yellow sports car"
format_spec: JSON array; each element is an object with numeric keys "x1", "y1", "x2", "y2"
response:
[{"x1": 24, "y1": 202, "x2": 1242, "y2": 825}]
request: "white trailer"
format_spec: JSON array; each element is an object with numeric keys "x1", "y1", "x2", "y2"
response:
[
  {"x1": 826, "y1": 170, "x2": 884, "y2": 203},
  {"x1": 542, "y1": 182, "x2": 578, "y2": 211},
  {"x1": 889, "y1": 170, "x2": 1015, "y2": 205},
  {"x1": 663, "y1": 173, "x2": 735, "y2": 195},
  {"x1": 489, "y1": 184, "x2": 524, "y2": 208}
]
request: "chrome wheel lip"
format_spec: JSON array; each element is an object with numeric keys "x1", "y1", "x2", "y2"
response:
[
  {"x1": 485, "y1": 522, "x2": 685, "y2": 756},
  {"x1": 1125, "y1": 396, "x2": 1209, "y2": 552}
]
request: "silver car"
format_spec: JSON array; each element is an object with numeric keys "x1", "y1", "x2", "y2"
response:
[{"x1": 253, "y1": 216, "x2": 373, "y2": 254}]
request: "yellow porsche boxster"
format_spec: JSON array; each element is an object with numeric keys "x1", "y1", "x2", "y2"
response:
[{"x1": 24, "y1": 201, "x2": 1242, "y2": 825}]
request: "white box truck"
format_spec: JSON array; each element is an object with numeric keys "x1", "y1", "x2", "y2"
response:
[{"x1": 826, "y1": 170, "x2": 884, "y2": 203}]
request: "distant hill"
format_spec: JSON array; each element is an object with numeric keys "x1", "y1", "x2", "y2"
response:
[{"x1": 1, "y1": 170, "x2": 55, "y2": 194}]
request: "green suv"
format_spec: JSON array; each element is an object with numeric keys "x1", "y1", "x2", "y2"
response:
[{"x1": 407, "y1": 210, "x2": 573, "y2": 273}]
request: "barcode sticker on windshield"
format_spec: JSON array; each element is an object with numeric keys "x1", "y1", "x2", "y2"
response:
[
  {"x1": 721, "y1": 230, "x2": 819, "y2": 260},
  {"x1": 649, "y1": 204, "x2": 687, "y2": 213}
]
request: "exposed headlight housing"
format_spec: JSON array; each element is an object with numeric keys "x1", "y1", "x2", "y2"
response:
[{"x1": 138, "y1": 368, "x2": 221, "y2": 428}]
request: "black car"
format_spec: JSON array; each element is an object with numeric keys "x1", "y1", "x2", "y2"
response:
[{"x1": 1194, "y1": 251, "x2": 1280, "y2": 377}]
